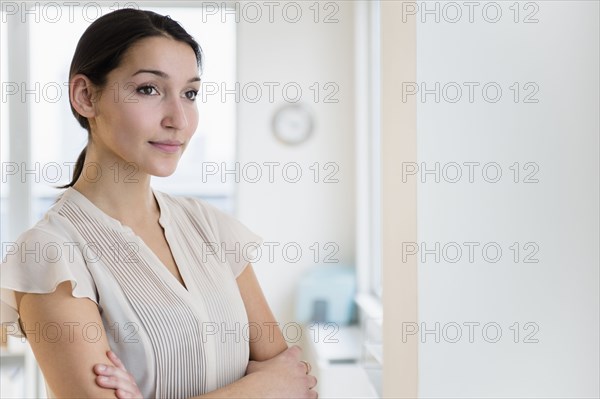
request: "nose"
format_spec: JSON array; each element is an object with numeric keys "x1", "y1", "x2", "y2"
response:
[{"x1": 161, "y1": 97, "x2": 188, "y2": 130}]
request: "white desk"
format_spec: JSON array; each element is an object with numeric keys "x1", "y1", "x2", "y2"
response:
[{"x1": 301, "y1": 323, "x2": 379, "y2": 398}]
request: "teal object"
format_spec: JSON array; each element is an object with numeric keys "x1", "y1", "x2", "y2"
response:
[{"x1": 295, "y1": 265, "x2": 357, "y2": 325}]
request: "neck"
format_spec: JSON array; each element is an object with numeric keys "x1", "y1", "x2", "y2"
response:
[{"x1": 71, "y1": 159, "x2": 159, "y2": 227}]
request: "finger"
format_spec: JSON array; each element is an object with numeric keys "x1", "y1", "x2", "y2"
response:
[
  {"x1": 116, "y1": 387, "x2": 133, "y2": 399},
  {"x1": 96, "y1": 374, "x2": 117, "y2": 388},
  {"x1": 108, "y1": 350, "x2": 127, "y2": 371},
  {"x1": 299, "y1": 360, "x2": 312, "y2": 375},
  {"x1": 94, "y1": 366, "x2": 136, "y2": 392},
  {"x1": 303, "y1": 374, "x2": 317, "y2": 389},
  {"x1": 94, "y1": 364, "x2": 132, "y2": 380},
  {"x1": 93, "y1": 363, "x2": 112, "y2": 376},
  {"x1": 288, "y1": 344, "x2": 303, "y2": 359},
  {"x1": 98, "y1": 377, "x2": 139, "y2": 399},
  {"x1": 96, "y1": 374, "x2": 138, "y2": 396},
  {"x1": 94, "y1": 362, "x2": 142, "y2": 398}
]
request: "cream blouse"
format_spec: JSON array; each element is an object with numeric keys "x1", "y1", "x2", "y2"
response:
[{"x1": 0, "y1": 187, "x2": 263, "y2": 398}]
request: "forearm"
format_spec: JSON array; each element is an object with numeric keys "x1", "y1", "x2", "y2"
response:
[
  {"x1": 250, "y1": 325, "x2": 289, "y2": 361},
  {"x1": 190, "y1": 345, "x2": 315, "y2": 399},
  {"x1": 97, "y1": 345, "x2": 316, "y2": 399},
  {"x1": 237, "y1": 264, "x2": 290, "y2": 362}
]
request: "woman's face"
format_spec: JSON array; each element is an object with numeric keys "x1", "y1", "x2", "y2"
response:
[{"x1": 89, "y1": 35, "x2": 200, "y2": 177}]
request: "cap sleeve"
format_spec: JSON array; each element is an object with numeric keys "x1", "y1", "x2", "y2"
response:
[
  {"x1": 195, "y1": 200, "x2": 264, "y2": 278},
  {"x1": 0, "y1": 227, "x2": 99, "y2": 338}
]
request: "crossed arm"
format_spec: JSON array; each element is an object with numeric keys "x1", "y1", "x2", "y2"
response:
[
  {"x1": 16, "y1": 263, "x2": 317, "y2": 398},
  {"x1": 235, "y1": 262, "x2": 288, "y2": 361}
]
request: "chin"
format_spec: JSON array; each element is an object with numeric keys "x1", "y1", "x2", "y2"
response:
[
  {"x1": 153, "y1": 171, "x2": 176, "y2": 178},
  {"x1": 148, "y1": 163, "x2": 179, "y2": 178},
  {"x1": 153, "y1": 169, "x2": 178, "y2": 178}
]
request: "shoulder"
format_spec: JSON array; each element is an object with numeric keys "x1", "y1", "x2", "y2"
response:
[
  {"x1": 1, "y1": 193, "x2": 101, "y2": 333},
  {"x1": 9, "y1": 195, "x2": 76, "y2": 246},
  {"x1": 2, "y1": 192, "x2": 90, "y2": 266}
]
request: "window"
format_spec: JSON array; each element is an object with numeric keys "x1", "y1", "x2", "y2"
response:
[
  {"x1": 369, "y1": 1, "x2": 382, "y2": 300},
  {"x1": 355, "y1": 1, "x2": 382, "y2": 303},
  {"x1": 1, "y1": 9, "x2": 9, "y2": 257},
  {"x1": 0, "y1": 4, "x2": 236, "y2": 397},
  {"x1": 354, "y1": 1, "x2": 382, "y2": 396}
]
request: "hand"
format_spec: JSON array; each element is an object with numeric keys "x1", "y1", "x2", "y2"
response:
[
  {"x1": 245, "y1": 345, "x2": 318, "y2": 399},
  {"x1": 94, "y1": 350, "x2": 143, "y2": 399}
]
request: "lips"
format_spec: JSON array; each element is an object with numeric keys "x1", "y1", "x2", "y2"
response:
[{"x1": 149, "y1": 140, "x2": 183, "y2": 154}]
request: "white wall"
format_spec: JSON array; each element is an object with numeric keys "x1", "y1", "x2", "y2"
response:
[
  {"x1": 416, "y1": 1, "x2": 599, "y2": 397},
  {"x1": 235, "y1": 3, "x2": 356, "y2": 326}
]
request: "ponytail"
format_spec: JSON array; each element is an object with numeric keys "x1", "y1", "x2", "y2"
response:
[{"x1": 57, "y1": 145, "x2": 87, "y2": 189}]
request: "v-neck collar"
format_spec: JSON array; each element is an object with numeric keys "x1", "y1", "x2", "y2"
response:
[{"x1": 61, "y1": 186, "x2": 190, "y2": 294}]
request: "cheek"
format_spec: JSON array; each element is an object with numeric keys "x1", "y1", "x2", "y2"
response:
[
  {"x1": 98, "y1": 108, "x2": 149, "y2": 158},
  {"x1": 187, "y1": 107, "x2": 200, "y2": 134},
  {"x1": 114, "y1": 102, "x2": 157, "y2": 139}
]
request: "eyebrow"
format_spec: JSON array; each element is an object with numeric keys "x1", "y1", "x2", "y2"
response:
[{"x1": 132, "y1": 69, "x2": 201, "y2": 83}]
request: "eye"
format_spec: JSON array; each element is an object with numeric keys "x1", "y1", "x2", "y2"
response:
[
  {"x1": 185, "y1": 90, "x2": 199, "y2": 101},
  {"x1": 136, "y1": 85, "x2": 159, "y2": 96}
]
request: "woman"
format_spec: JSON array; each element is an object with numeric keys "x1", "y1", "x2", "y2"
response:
[{"x1": 0, "y1": 8, "x2": 317, "y2": 399}]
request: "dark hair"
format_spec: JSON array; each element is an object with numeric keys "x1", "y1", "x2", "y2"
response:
[{"x1": 59, "y1": 8, "x2": 203, "y2": 189}]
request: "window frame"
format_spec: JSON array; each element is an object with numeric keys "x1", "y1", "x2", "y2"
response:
[{"x1": 353, "y1": 1, "x2": 382, "y2": 395}]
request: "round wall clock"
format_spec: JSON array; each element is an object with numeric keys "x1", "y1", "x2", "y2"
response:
[{"x1": 272, "y1": 103, "x2": 314, "y2": 146}]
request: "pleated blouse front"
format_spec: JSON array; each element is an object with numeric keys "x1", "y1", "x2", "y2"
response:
[{"x1": 0, "y1": 187, "x2": 264, "y2": 398}]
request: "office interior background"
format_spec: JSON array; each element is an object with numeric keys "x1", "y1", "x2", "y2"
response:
[{"x1": 0, "y1": 1, "x2": 598, "y2": 398}]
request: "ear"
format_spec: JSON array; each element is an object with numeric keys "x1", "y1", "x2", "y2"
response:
[{"x1": 70, "y1": 74, "x2": 99, "y2": 119}]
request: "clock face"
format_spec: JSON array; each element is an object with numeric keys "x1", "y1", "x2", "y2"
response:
[{"x1": 272, "y1": 103, "x2": 314, "y2": 145}]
